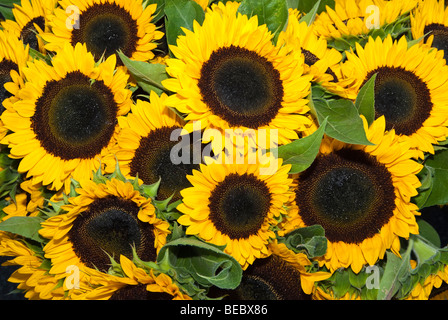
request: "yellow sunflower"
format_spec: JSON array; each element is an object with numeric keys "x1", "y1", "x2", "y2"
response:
[
  {"x1": 288, "y1": 116, "x2": 422, "y2": 273},
  {"x1": 312, "y1": 287, "x2": 361, "y2": 300},
  {"x1": 277, "y1": 9, "x2": 358, "y2": 100},
  {"x1": 0, "y1": 30, "x2": 30, "y2": 141},
  {"x1": 313, "y1": 0, "x2": 418, "y2": 39},
  {"x1": 411, "y1": 0, "x2": 448, "y2": 60},
  {"x1": 162, "y1": 2, "x2": 312, "y2": 150},
  {"x1": 406, "y1": 260, "x2": 448, "y2": 300},
  {"x1": 0, "y1": 233, "x2": 66, "y2": 300},
  {"x1": 342, "y1": 35, "x2": 448, "y2": 158},
  {"x1": 1, "y1": 42, "x2": 132, "y2": 192},
  {"x1": 268, "y1": 240, "x2": 332, "y2": 296},
  {"x1": 177, "y1": 156, "x2": 293, "y2": 270},
  {"x1": 114, "y1": 91, "x2": 199, "y2": 202},
  {"x1": 42, "y1": 0, "x2": 163, "y2": 63},
  {"x1": 72, "y1": 255, "x2": 191, "y2": 300},
  {"x1": 209, "y1": 243, "x2": 317, "y2": 300},
  {"x1": 39, "y1": 178, "x2": 170, "y2": 291},
  {"x1": 0, "y1": 0, "x2": 57, "y2": 53}
]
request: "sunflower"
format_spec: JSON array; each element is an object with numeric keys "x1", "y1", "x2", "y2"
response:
[
  {"x1": 0, "y1": 233, "x2": 66, "y2": 300},
  {"x1": 411, "y1": 0, "x2": 448, "y2": 61},
  {"x1": 277, "y1": 9, "x2": 358, "y2": 100},
  {"x1": 42, "y1": 0, "x2": 163, "y2": 63},
  {"x1": 1, "y1": 42, "x2": 132, "y2": 192},
  {"x1": 267, "y1": 240, "x2": 332, "y2": 295},
  {"x1": 312, "y1": 287, "x2": 361, "y2": 300},
  {"x1": 313, "y1": 0, "x2": 418, "y2": 40},
  {"x1": 162, "y1": 2, "x2": 312, "y2": 150},
  {"x1": 208, "y1": 239, "x2": 331, "y2": 299},
  {"x1": 342, "y1": 35, "x2": 448, "y2": 158},
  {"x1": 406, "y1": 260, "x2": 448, "y2": 300},
  {"x1": 114, "y1": 91, "x2": 200, "y2": 202},
  {"x1": 288, "y1": 116, "x2": 422, "y2": 273},
  {"x1": 72, "y1": 255, "x2": 191, "y2": 300},
  {"x1": 39, "y1": 177, "x2": 170, "y2": 291},
  {"x1": 177, "y1": 155, "x2": 293, "y2": 270},
  {"x1": 0, "y1": 30, "x2": 30, "y2": 141},
  {"x1": 0, "y1": 0, "x2": 57, "y2": 52},
  {"x1": 209, "y1": 252, "x2": 311, "y2": 300}
]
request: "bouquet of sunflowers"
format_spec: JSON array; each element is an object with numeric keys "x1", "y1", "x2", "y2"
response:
[{"x1": 0, "y1": 0, "x2": 448, "y2": 301}]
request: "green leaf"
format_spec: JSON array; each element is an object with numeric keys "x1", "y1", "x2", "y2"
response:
[
  {"x1": 0, "y1": 216, "x2": 45, "y2": 243},
  {"x1": 286, "y1": 0, "x2": 299, "y2": 9},
  {"x1": 118, "y1": 51, "x2": 168, "y2": 94},
  {"x1": 312, "y1": 98, "x2": 374, "y2": 146},
  {"x1": 355, "y1": 73, "x2": 376, "y2": 126},
  {"x1": 377, "y1": 250, "x2": 411, "y2": 300},
  {"x1": 237, "y1": 0, "x2": 288, "y2": 39},
  {"x1": 417, "y1": 219, "x2": 441, "y2": 248},
  {"x1": 157, "y1": 237, "x2": 242, "y2": 289},
  {"x1": 164, "y1": 0, "x2": 205, "y2": 48},
  {"x1": 283, "y1": 225, "x2": 327, "y2": 258},
  {"x1": 332, "y1": 269, "x2": 351, "y2": 298},
  {"x1": 413, "y1": 165, "x2": 434, "y2": 209},
  {"x1": 348, "y1": 267, "x2": 369, "y2": 289},
  {"x1": 421, "y1": 149, "x2": 448, "y2": 207},
  {"x1": 276, "y1": 117, "x2": 327, "y2": 174},
  {"x1": 0, "y1": 0, "x2": 22, "y2": 5},
  {"x1": 297, "y1": 0, "x2": 334, "y2": 15},
  {"x1": 299, "y1": 0, "x2": 320, "y2": 26},
  {"x1": 0, "y1": 6, "x2": 15, "y2": 21}
]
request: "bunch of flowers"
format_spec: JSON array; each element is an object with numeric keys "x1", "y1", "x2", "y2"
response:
[{"x1": 0, "y1": 0, "x2": 448, "y2": 301}]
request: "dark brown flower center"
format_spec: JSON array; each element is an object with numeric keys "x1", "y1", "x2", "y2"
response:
[
  {"x1": 129, "y1": 126, "x2": 201, "y2": 202},
  {"x1": 20, "y1": 16, "x2": 45, "y2": 51},
  {"x1": 70, "y1": 3, "x2": 139, "y2": 61},
  {"x1": 31, "y1": 71, "x2": 118, "y2": 160},
  {"x1": 295, "y1": 149, "x2": 396, "y2": 243},
  {"x1": 424, "y1": 23, "x2": 448, "y2": 61},
  {"x1": 208, "y1": 173, "x2": 272, "y2": 239},
  {"x1": 364, "y1": 66, "x2": 432, "y2": 136},
  {"x1": 68, "y1": 196, "x2": 157, "y2": 272},
  {"x1": 198, "y1": 45, "x2": 284, "y2": 128}
]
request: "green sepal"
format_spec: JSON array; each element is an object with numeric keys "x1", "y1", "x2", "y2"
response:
[
  {"x1": 156, "y1": 236, "x2": 243, "y2": 290},
  {"x1": 280, "y1": 224, "x2": 327, "y2": 259}
]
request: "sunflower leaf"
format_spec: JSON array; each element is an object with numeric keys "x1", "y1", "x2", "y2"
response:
[
  {"x1": 419, "y1": 149, "x2": 448, "y2": 207},
  {"x1": 117, "y1": 51, "x2": 168, "y2": 94},
  {"x1": 157, "y1": 237, "x2": 242, "y2": 290},
  {"x1": 282, "y1": 225, "x2": 327, "y2": 258},
  {"x1": 377, "y1": 250, "x2": 411, "y2": 300},
  {"x1": 413, "y1": 165, "x2": 434, "y2": 209},
  {"x1": 312, "y1": 97, "x2": 374, "y2": 146},
  {"x1": 355, "y1": 73, "x2": 376, "y2": 126},
  {"x1": 276, "y1": 117, "x2": 327, "y2": 174},
  {"x1": 299, "y1": 0, "x2": 321, "y2": 26},
  {"x1": 297, "y1": 0, "x2": 334, "y2": 15},
  {"x1": 237, "y1": 0, "x2": 288, "y2": 40},
  {"x1": 417, "y1": 219, "x2": 441, "y2": 248},
  {"x1": 0, "y1": 216, "x2": 45, "y2": 243},
  {"x1": 0, "y1": 1, "x2": 19, "y2": 21},
  {"x1": 164, "y1": 0, "x2": 205, "y2": 49}
]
